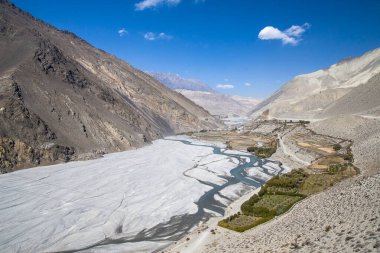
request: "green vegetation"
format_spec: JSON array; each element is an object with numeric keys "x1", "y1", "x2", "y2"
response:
[
  {"x1": 247, "y1": 146, "x2": 276, "y2": 158},
  {"x1": 218, "y1": 215, "x2": 272, "y2": 233},
  {"x1": 343, "y1": 153, "x2": 353, "y2": 162},
  {"x1": 247, "y1": 139, "x2": 278, "y2": 158},
  {"x1": 328, "y1": 163, "x2": 343, "y2": 174},
  {"x1": 299, "y1": 120, "x2": 311, "y2": 125},
  {"x1": 301, "y1": 164, "x2": 357, "y2": 195},
  {"x1": 218, "y1": 165, "x2": 357, "y2": 232},
  {"x1": 343, "y1": 144, "x2": 354, "y2": 162},
  {"x1": 255, "y1": 194, "x2": 304, "y2": 214}
]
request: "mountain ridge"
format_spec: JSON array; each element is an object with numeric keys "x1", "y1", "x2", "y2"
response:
[
  {"x1": 0, "y1": 1, "x2": 221, "y2": 172},
  {"x1": 249, "y1": 47, "x2": 380, "y2": 119},
  {"x1": 147, "y1": 72, "x2": 214, "y2": 92}
]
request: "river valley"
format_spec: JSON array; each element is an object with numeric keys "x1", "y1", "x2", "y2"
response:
[{"x1": 0, "y1": 136, "x2": 286, "y2": 253}]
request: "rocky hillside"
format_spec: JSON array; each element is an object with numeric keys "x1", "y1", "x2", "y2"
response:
[
  {"x1": 0, "y1": 0, "x2": 221, "y2": 172},
  {"x1": 148, "y1": 72, "x2": 260, "y2": 117},
  {"x1": 250, "y1": 48, "x2": 380, "y2": 119}
]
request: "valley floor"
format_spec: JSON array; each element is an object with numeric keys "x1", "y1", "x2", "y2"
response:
[
  {"x1": 164, "y1": 115, "x2": 380, "y2": 253},
  {"x1": 0, "y1": 136, "x2": 285, "y2": 253},
  {"x1": 0, "y1": 116, "x2": 378, "y2": 253}
]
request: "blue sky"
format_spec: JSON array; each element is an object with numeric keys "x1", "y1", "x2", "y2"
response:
[{"x1": 12, "y1": 0, "x2": 380, "y2": 99}]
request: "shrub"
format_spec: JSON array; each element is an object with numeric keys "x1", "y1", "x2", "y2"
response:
[
  {"x1": 218, "y1": 217, "x2": 272, "y2": 232},
  {"x1": 343, "y1": 153, "x2": 353, "y2": 162},
  {"x1": 258, "y1": 186, "x2": 267, "y2": 197},
  {"x1": 267, "y1": 175, "x2": 303, "y2": 188},
  {"x1": 247, "y1": 146, "x2": 256, "y2": 152},
  {"x1": 241, "y1": 201, "x2": 256, "y2": 214},
  {"x1": 250, "y1": 206, "x2": 277, "y2": 217},
  {"x1": 247, "y1": 146, "x2": 276, "y2": 158},
  {"x1": 256, "y1": 147, "x2": 276, "y2": 158},
  {"x1": 249, "y1": 194, "x2": 260, "y2": 203},
  {"x1": 328, "y1": 164, "x2": 341, "y2": 174},
  {"x1": 226, "y1": 213, "x2": 240, "y2": 222}
]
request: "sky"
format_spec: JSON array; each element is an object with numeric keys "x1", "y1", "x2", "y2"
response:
[{"x1": 12, "y1": 0, "x2": 380, "y2": 99}]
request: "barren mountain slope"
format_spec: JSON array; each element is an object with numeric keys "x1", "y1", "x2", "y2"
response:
[
  {"x1": 319, "y1": 73, "x2": 380, "y2": 118},
  {"x1": 0, "y1": 0, "x2": 221, "y2": 172},
  {"x1": 250, "y1": 48, "x2": 380, "y2": 119}
]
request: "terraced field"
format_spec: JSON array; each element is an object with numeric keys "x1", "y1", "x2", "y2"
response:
[
  {"x1": 219, "y1": 163, "x2": 357, "y2": 232},
  {"x1": 254, "y1": 194, "x2": 304, "y2": 214}
]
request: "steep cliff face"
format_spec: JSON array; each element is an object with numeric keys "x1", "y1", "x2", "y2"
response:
[
  {"x1": 0, "y1": 0, "x2": 221, "y2": 172},
  {"x1": 249, "y1": 48, "x2": 380, "y2": 120}
]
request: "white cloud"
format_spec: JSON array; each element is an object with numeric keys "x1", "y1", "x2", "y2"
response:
[
  {"x1": 216, "y1": 84, "x2": 234, "y2": 89},
  {"x1": 118, "y1": 28, "x2": 128, "y2": 37},
  {"x1": 258, "y1": 23, "x2": 310, "y2": 45},
  {"x1": 285, "y1": 23, "x2": 310, "y2": 37},
  {"x1": 135, "y1": 0, "x2": 180, "y2": 11},
  {"x1": 244, "y1": 82, "x2": 252, "y2": 87},
  {"x1": 143, "y1": 32, "x2": 173, "y2": 41}
]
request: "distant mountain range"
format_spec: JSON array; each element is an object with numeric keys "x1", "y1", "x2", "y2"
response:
[
  {"x1": 147, "y1": 72, "x2": 214, "y2": 92},
  {"x1": 148, "y1": 72, "x2": 260, "y2": 117},
  {"x1": 0, "y1": 0, "x2": 221, "y2": 172},
  {"x1": 250, "y1": 48, "x2": 380, "y2": 120}
]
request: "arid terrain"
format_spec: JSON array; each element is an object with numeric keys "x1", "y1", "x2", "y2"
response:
[
  {"x1": 250, "y1": 48, "x2": 380, "y2": 120},
  {"x1": 0, "y1": 1, "x2": 221, "y2": 173},
  {"x1": 0, "y1": 1, "x2": 379, "y2": 253}
]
